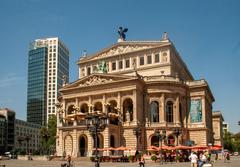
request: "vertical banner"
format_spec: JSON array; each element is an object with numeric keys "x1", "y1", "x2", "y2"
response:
[{"x1": 190, "y1": 99, "x2": 202, "y2": 123}]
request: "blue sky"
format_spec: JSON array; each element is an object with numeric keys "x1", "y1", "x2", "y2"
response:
[{"x1": 0, "y1": 0, "x2": 239, "y2": 132}]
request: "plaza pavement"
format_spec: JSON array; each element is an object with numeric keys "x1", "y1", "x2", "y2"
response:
[{"x1": 1, "y1": 156, "x2": 240, "y2": 167}]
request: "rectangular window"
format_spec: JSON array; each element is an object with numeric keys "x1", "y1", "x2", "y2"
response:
[
  {"x1": 140, "y1": 56, "x2": 144, "y2": 66},
  {"x1": 155, "y1": 54, "x2": 160, "y2": 63},
  {"x1": 125, "y1": 59, "x2": 130, "y2": 68},
  {"x1": 119, "y1": 60, "x2": 123, "y2": 69},
  {"x1": 87, "y1": 67, "x2": 91, "y2": 75},
  {"x1": 147, "y1": 55, "x2": 152, "y2": 64},
  {"x1": 112, "y1": 62, "x2": 116, "y2": 71}
]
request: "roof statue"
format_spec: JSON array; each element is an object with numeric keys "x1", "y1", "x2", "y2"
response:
[
  {"x1": 97, "y1": 61, "x2": 108, "y2": 73},
  {"x1": 118, "y1": 27, "x2": 128, "y2": 41}
]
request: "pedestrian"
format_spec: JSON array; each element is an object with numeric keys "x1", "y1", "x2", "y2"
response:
[
  {"x1": 198, "y1": 153, "x2": 207, "y2": 167},
  {"x1": 226, "y1": 152, "x2": 230, "y2": 163},
  {"x1": 189, "y1": 152, "x2": 198, "y2": 167},
  {"x1": 139, "y1": 155, "x2": 145, "y2": 167},
  {"x1": 67, "y1": 154, "x2": 71, "y2": 167}
]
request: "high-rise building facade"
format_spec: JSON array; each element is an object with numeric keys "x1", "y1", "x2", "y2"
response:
[
  {"x1": 0, "y1": 108, "x2": 15, "y2": 154},
  {"x1": 27, "y1": 37, "x2": 69, "y2": 125}
]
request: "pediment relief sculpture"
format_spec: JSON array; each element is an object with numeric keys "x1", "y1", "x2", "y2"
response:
[
  {"x1": 79, "y1": 76, "x2": 113, "y2": 87},
  {"x1": 95, "y1": 45, "x2": 153, "y2": 59}
]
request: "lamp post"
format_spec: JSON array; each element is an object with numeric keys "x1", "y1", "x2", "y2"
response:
[
  {"x1": 17, "y1": 136, "x2": 24, "y2": 153},
  {"x1": 173, "y1": 128, "x2": 182, "y2": 146},
  {"x1": 133, "y1": 126, "x2": 142, "y2": 159},
  {"x1": 42, "y1": 130, "x2": 50, "y2": 155},
  {"x1": 86, "y1": 111, "x2": 108, "y2": 167},
  {"x1": 25, "y1": 135, "x2": 31, "y2": 155},
  {"x1": 154, "y1": 129, "x2": 166, "y2": 165}
]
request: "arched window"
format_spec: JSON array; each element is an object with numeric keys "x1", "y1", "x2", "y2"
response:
[
  {"x1": 151, "y1": 135, "x2": 159, "y2": 147},
  {"x1": 80, "y1": 103, "x2": 88, "y2": 113},
  {"x1": 108, "y1": 100, "x2": 119, "y2": 125},
  {"x1": 94, "y1": 102, "x2": 102, "y2": 112},
  {"x1": 150, "y1": 101, "x2": 159, "y2": 122},
  {"x1": 67, "y1": 105, "x2": 75, "y2": 115},
  {"x1": 123, "y1": 98, "x2": 133, "y2": 122},
  {"x1": 166, "y1": 101, "x2": 173, "y2": 123},
  {"x1": 167, "y1": 135, "x2": 175, "y2": 146}
]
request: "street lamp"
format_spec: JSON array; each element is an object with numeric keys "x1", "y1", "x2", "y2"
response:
[
  {"x1": 133, "y1": 126, "x2": 142, "y2": 158},
  {"x1": 17, "y1": 136, "x2": 24, "y2": 153},
  {"x1": 153, "y1": 129, "x2": 166, "y2": 164},
  {"x1": 25, "y1": 135, "x2": 31, "y2": 155},
  {"x1": 42, "y1": 130, "x2": 50, "y2": 155},
  {"x1": 85, "y1": 111, "x2": 108, "y2": 167},
  {"x1": 173, "y1": 128, "x2": 182, "y2": 146}
]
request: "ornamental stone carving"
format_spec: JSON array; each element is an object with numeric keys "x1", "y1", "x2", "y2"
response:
[
  {"x1": 96, "y1": 45, "x2": 152, "y2": 59},
  {"x1": 79, "y1": 76, "x2": 113, "y2": 87}
]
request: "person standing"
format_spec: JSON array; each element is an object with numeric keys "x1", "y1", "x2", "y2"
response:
[
  {"x1": 67, "y1": 155, "x2": 72, "y2": 167},
  {"x1": 189, "y1": 152, "x2": 198, "y2": 167},
  {"x1": 139, "y1": 155, "x2": 145, "y2": 167},
  {"x1": 198, "y1": 153, "x2": 207, "y2": 167}
]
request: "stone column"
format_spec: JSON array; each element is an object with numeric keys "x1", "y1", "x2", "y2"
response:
[
  {"x1": 72, "y1": 129, "x2": 77, "y2": 157},
  {"x1": 62, "y1": 99, "x2": 66, "y2": 117},
  {"x1": 160, "y1": 93, "x2": 165, "y2": 123},
  {"x1": 175, "y1": 95, "x2": 180, "y2": 124},
  {"x1": 88, "y1": 96, "x2": 92, "y2": 113},
  {"x1": 102, "y1": 94, "x2": 106, "y2": 113},
  {"x1": 117, "y1": 92, "x2": 121, "y2": 109},
  {"x1": 84, "y1": 66, "x2": 87, "y2": 76},
  {"x1": 133, "y1": 89, "x2": 137, "y2": 123},
  {"x1": 201, "y1": 97, "x2": 206, "y2": 125}
]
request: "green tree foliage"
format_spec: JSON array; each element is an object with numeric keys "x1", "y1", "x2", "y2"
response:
[
  {"x1": 48, "y1": 115, "x2": 57, "y2": 147},
  {"x1": 223, "y1": 132, "x2": 234, "y2": 152},
  {"x1": 223, "y1": 131, "x2": 240, "y2": 152},
  {"x1": 40, "y1": 115, "x2": 57, "y2": 155}
]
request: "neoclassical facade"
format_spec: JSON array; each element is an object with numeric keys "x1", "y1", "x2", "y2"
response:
[{"x1": 56, "y1": 33, "x2": 215, "y2": 157}]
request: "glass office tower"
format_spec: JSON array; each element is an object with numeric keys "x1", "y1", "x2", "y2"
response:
[{"x1": 27, "y1": 38, "x2": 69, "y2": 125}]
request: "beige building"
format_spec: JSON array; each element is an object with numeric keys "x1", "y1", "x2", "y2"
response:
[
  {"x1": 56, "y1": 32, "x2": 216, "y2": 157},
  {"x1": 212, "y1": 111, "x2": 224, "y2": 146},
  {"x1": 15, "y1": 119, "x2": 41, "y2": 153}
]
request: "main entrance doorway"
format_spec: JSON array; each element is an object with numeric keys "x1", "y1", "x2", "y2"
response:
[{"x1": 79, "y1": 135, "x2": 87, "y2": 156}]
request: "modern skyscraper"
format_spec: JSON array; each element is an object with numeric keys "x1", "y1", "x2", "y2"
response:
[{"x1": 27, "y1": 37, "x2": 69, "y2": 125}]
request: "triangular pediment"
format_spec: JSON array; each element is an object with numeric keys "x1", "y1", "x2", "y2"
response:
[
  {"x1": 79, "y1": 41, "x2": 171, "y2": 62},
  {"x1": 61, "y1": 73, "x2": 138, "y2": 90}
]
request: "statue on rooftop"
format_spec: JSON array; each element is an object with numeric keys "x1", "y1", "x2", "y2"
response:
[{"x1": 118, "y1": 27, "x2": 128, "y2": 40}]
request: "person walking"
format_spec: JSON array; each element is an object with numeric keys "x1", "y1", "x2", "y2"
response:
[
  {"x1": 139, "y1": 155, "x2": 145, "y2": 167},
  {"x1": 67, "y1": 155, "x2": 72, "y2": 167},
  {"x1": 189, "y1": 152, "x2": 198, "y2": 167},
  {"x1": 198, "y1": 153, "x2": 207, "y2": 167}
]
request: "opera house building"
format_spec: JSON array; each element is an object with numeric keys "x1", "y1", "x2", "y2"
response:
[{"x1": 56, "y1": 33, "x2": 217, "y2": 157}]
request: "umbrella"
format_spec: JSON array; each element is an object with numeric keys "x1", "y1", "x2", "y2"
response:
[
  {"x1": 158, "y1": 145, "x2": 175, "y2": 151},
  {"x1": 191, "y1": 145, "x2": 208, "y2": 150},
  {"x1": 211, "y1": 145, "x2": 222, "y2": 150},
  {"x1": 175, "y1": 145, "x2": 192, "y2": 150},
  {"x1": 147, "y1": 146, "x2": 158, "y2": 151},
  {"x1": 116, "y1": 146, "x2": 131, "y2": 151}
]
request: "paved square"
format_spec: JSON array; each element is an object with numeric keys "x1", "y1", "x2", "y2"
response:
[{"x1": 1, "y1": 157, "x2": 240, "y2": 167}]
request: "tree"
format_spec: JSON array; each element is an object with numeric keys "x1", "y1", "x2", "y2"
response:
[
  {"x1": 40, "y1": 115, "x2": 57, "y2": 155},
  {"x1": 48, "y1": 115, "x2": 57, "y2": 147},
  {"x1": 223, "y1": 132, "x2": 234, "y2": 152}
]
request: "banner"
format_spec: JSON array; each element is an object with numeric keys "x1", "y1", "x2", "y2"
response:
[{"x1": 190, "y1": 99, "x2": 202, "y2": 123}]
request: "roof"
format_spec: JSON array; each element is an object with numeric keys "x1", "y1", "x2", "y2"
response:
[{"x1": 77, "y1": 39, "x2": 172, "y2": 64}]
